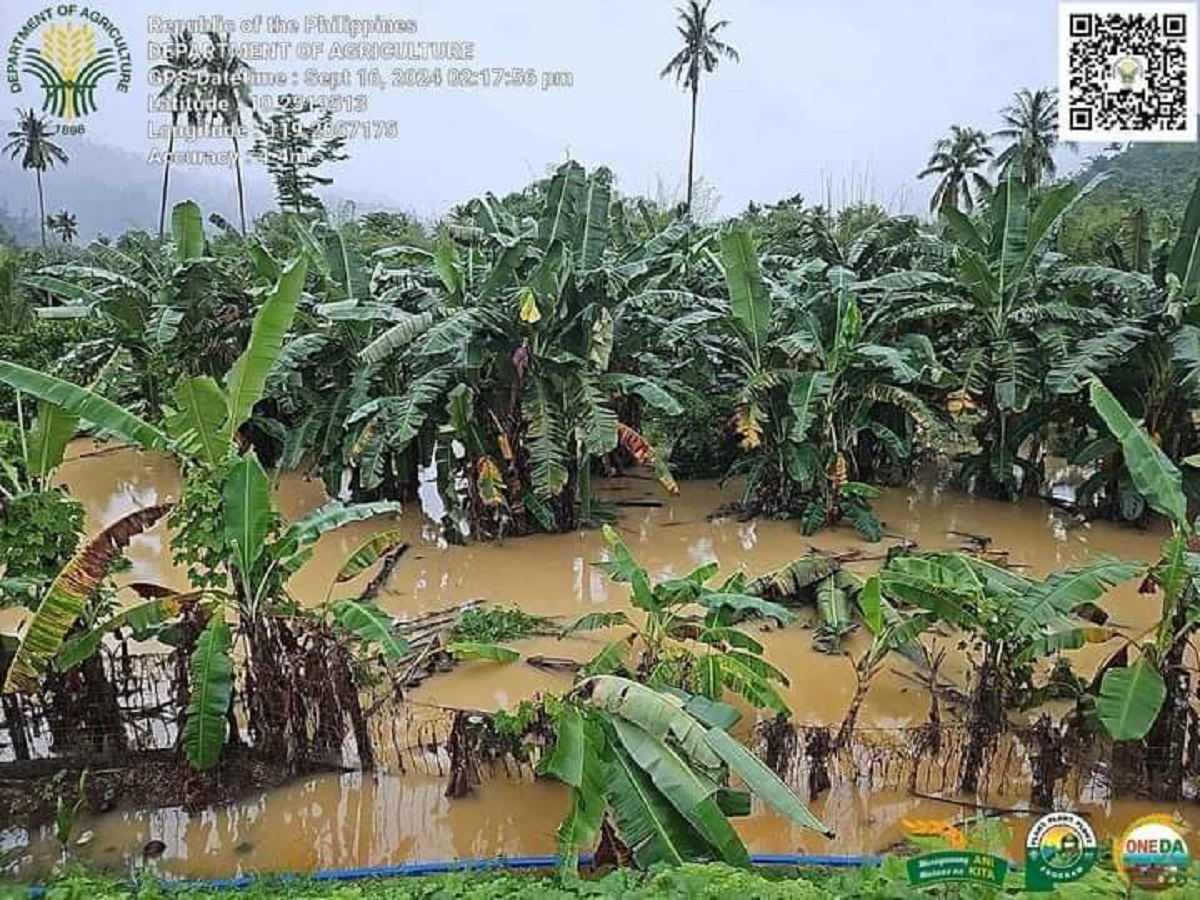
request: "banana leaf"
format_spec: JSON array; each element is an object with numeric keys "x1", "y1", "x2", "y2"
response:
[
  {"x1": 165, "y1": 375, "x2": 229, "y2": 467},
  {"x1": 171, "y1": 201, "x2": 205, "y2": 261},
  {"x1": 224, "y1": 258, "x2": 307, "y2": 440},
  {"x1": 183, "y1": 615, "x2": 233, "y2": 770},
  {"x1": 703, "y1": 726, "x2": 832, "y2": 837},
  {"x1": 605, "y1": 738, "x2": 710, "y2": 868},
  {"x1": 1096, "y1": 658, "x2": 1166, "y2": 741},
  {"x1": 332, "y1": 600, "x2": 410, "y2": 661},
  {"x1": 0, "y1": 362, "x2": 167, "y2": 450},
  {"x1": 610, "y1": 717, "x2": 750, "y2": 867},
  {"x1": 1089, "y1": 379, "x2": 1187, "y2": 527},
  {"x1": 26, "y1": 400, "x2": 78, "y2": 479},
  {"x1": 4, "y1": 504, "x2": 172, "y2": 693},
  {"x1": 720, "y1": 228, "x2": 770, "y2": 360},
  {"x1": 335, "y1": 531, "x2": 409, "y2": 583},
  {"x1": 224, "y1": 453, "x2": 272, "y2": 580}
]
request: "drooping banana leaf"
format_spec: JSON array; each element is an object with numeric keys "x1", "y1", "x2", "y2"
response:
[
  {"x1": 183, "y1": 615, "x2": 233, "y2": 770},
  {"x1": 609, "y1": 717, "x2": 750, "y2": 867},
  {"x1": 224, "y1": 258, "x2": 307, "y2": 440},
  {"x1": 540, "y1": 704, "x2": 587, "y2": 786},
  {"x1": 1089, "y1": 379, "x2": 1187, "y2": 528},
  {"x1": 589, "y1": 676, "x2": 721, "y2": 768},
  {"x1": 555, "y1": 713, "x2": 607, "y2": 874},
  {"x1": 335, "y1": 531, "x2": 409, "y2": 583},
  {"x1": 696, "y1": 592, "x2": 796, "y2": 625},
  {"x1": 746, "y1": 556, "x2": 840, "y2": 601},
  {"x1": 3, "y1": 504, "x2": 172, "y2": 693},
  {"x1": 560, "y1": 611, "x2": 633, "y2": 637},
  {"x1": 605, "y1": 738, "x2": 710, "y2": 868},
  {"x1": 281, "y1": 501, "x2": 401, "y2": 554},
  {"x1": 1010, "y1": 558, "x2": 1144, "y2": 640},
  {"x1": 702, "y1": 726, "x2": 832, "y2": 837},
  {"x1": 445, "y1": 641, "x2": 520, "y2": 663},
  {"x1": 0, "y1": 363, "x2": 167, "y2": 451},
  {"x1": 57, "y1": 595, "x2": 187, "y2": 671},
  {"x1": 332, "y1": 599, "x2": 410, "y2": 661}
]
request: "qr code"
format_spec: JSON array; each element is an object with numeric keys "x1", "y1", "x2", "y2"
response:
[{"x1": 1059, "y1": 2, "x2": 1198, "y2": 142}]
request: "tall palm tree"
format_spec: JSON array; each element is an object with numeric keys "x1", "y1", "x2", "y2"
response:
[
  {"x1": 4, "y1": 109, "x2": 68, "y2": 249},
  {"x1": 153, "y1": 31, "x2": 204, "y2": 238},
  {"x1": 204, "y1": 32, "x2": 254, "y2": 233},
  {"x1": 47, "y1": 210, "x2": 78, "y2": 243},
  {"x1": 918, "y1": 126, "x2": 993, "y2": 215},
  {"x1": 992, "y1": 88, "x2": 1064, "y2": 190},
  {"x1": 660, "y1": 1, "x2": 739, "y2": 213}
]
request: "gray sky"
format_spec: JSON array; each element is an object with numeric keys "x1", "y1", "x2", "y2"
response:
[{"x1": 3, "y1": 0, "x2": 1071, "y2": 219}]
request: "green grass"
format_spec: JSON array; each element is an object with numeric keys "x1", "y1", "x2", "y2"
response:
[{"x1": 11, "y1": 860, "x2": 1200, "y2": 899}]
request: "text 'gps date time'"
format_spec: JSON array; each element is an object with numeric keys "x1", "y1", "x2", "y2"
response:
[{"x1": 144, "y1": 11, "x2": 575, "y2": 157}]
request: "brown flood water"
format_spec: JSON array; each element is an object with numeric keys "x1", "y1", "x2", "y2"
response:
[{"x1": 3, "y1": 442, "x2": 1195, "y2": 877}]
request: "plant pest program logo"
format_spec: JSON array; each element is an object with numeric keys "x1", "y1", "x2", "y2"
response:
[
  {"x1": 1024, "y1": 811, "x2": 1098, "y2": 891},
  {"x1": 1114, "y1": 814, "x2": 1191, "y2": 892},
  {"x1": 6, "y1": 5, "x2": 132, "y2": 132}
]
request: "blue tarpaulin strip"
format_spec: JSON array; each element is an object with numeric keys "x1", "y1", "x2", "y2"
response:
[{"x1": 27, "y1": 852, "x2": 883, "y2": 895}]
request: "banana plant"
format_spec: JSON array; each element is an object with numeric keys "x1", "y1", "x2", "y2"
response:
[
  {"x1": 714, "y1": 226, "x2": 949, "y2": 539},
  {"x1": 561, "y1": 525, "x2": 796, "y2": 713},
  {"x1": 0, "y1": 256, "x2": 410, "y2": 770},
  {"x1": 337, "y1": 161, "x2": 686, "y2": 537},
  {"x1": 543, "y1": 676, "x2": 831, "y2": 872},
  {"x1": 23, "y1": 201, "x2": 265, "y2": 414},
  {"x1": 1043, "y1": 176, "x2": 1200, "y2": 522},
  {"x1": 1084, "y1": 380, "x2": 1198, "y2": 798},
  {"x1": 939, "y1": 169, "x2": 1107, "y2": 499}
]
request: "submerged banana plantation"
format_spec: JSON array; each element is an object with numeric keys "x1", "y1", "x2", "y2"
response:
[{"x1": 6, "y1": 155, "x2": 1200, "y2": 870}]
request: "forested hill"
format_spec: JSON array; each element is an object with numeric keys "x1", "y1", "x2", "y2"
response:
[
  {"x1": 1075, "y1": 140, "x2": 1200, "y2": 213},
  {"x1": 1061, "y1": 140, "x2": 1200, "y2": 259}
]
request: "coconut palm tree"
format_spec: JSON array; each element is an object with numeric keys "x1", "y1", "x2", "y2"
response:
[
  {"x1": 918, "y1": 126, "x2": 993, "y2": 214},
  {"x1": 992, "y1": 88, "x2": 1064, "y2": 190},
  {"x1": 660, "y1": 0, "x2": 739, "y2": 213},
  {"x1": 203, "y1": 32, "x2": 253, "y2": 233},
  {"x1": 46, "y1": 210, "x2": 77, "y2": 243},
  {"x1": 152, "y1": 30, "x2": 204, "y2": 238},
  {"x1": 4, "y1": 109, "x2": 69, "y2": 249}
]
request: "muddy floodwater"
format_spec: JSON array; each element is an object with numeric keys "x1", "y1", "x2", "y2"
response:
[{"x1": 4, "y1": 442, "x2": 1195, "y2": 877}]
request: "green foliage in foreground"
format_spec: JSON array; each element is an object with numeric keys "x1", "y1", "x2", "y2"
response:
[{"x1": 19, "y1": 859, "x2": 1200, "y2": 900}]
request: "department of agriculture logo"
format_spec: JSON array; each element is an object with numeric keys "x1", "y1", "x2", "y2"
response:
[
  {"x1": 6, "y1": 5, "x2": 132, "y2": 131},
  {"x1": 1025, "y1": 811, "x2": 1098, "y2": 892},
  {"x1": 1114, "y1": 814, "x2": 1191, "y2": 892}
]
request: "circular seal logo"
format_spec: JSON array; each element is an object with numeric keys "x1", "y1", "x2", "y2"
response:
[
  {"x1": 6, "y1": 5, "x2": 132, "y2": 133},
  {"x1": 1025, "y1": 811, "x2": 1098, "y2": 890},
  {"x1": 1114, "y1": 815, "x2": 1191, "y2": 892}
]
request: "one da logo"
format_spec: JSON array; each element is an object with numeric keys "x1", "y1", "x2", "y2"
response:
[{"x1": 6, "y1": 5, "x2": 132, "y2": 131}]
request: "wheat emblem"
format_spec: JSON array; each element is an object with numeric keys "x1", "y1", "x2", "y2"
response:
[{"x1": 22, "y1": 23, "x2": 117, "y2": 119}]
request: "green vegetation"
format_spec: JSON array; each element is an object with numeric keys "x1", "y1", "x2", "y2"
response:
[{"x1": 8, "y1": 1, "x2": 1200, "y2": 888}]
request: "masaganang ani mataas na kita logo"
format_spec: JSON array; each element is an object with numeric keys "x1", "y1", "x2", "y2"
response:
[{"x1": 6, "y1": 5, "x2": 132, "y2": 133}]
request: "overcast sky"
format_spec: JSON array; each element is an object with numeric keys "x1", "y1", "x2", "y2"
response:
[{"x1": 2, "y1": 0, "x2": 1074, "y2": 219}]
